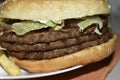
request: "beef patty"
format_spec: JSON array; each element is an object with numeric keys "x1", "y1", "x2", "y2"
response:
[
  {"x1": 1, "y1": 27, "x2": 112, "y2": 60},
  {"x1": 6, "y1": 31, "x2": 112, "y2": 60},
  {"x1": 0, "y1": 16, "x2": 112, "y2": 60}
]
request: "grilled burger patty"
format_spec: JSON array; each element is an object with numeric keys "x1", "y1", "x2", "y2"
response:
[
  {"x1": 0, "y1": 16, "x2": 112, "y2": 60},
  {"x1": 1, "y1": 26, "x2": 110, "y2": 52},
  {"x1": 0, "y1": 16, "x2": 108, "y2": 44},
  {"x1": 6, "y1": 30, "x2": 112, "y2": 60},
  {"x1": 0, "y1": 25, "x2": 94, "y2": 44},
  {"x1": 1, "y1": 27, "x2": 112, "y2": 60}
]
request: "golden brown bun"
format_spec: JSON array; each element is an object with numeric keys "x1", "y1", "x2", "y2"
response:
[
  {"x1": 0, "y1": 0, "x2": 110, "y2": 21},
  {"x1": 9, "y1": 35, "x2": 117, "y2": 73}
]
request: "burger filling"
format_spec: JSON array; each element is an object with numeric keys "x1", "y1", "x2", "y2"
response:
[{"x1": 0, "y1": 15, "x2": 113, "y2": 60}]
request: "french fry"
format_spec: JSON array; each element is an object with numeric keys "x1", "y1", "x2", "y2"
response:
[{"x1": 0, "y1": 50, "x2": 21, "y2": 76}]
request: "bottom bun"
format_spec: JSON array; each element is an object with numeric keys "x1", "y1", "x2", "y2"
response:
[{"x1": 9, "y1": 35, "x2": 117, "y2": 73}]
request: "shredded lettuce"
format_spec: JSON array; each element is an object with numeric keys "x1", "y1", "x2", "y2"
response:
[
  {"x1": 94, "y1": 27, "x2": 102, "y2": 35},
  {"x1": 0, "y1": 16, "x2": 108, "y2": 36},
  {"x1": 12, "y1": 21, "x2": 64, "y2": 35},
  {"x1": 0, "y1": 21, "x2": 10, "y2": 27},
  {"x1": 0, "y1": 19, "x2": 10, "y2": 27},
  {"x1": 78, "y1": 16, "x2": 103, "y2": 35},
  {"x1": 12, "y1": 21, "x2": 47, "y2": 35},
  {"x1": 45, "y1": 21, "x2": 64, "y2": 30}
]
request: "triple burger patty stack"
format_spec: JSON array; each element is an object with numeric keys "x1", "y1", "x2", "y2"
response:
[{"x1": 0, "y1": 0, "x2": 116, "y2": 73}]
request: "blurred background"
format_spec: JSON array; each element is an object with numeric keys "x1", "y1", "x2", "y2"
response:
[
  {"x1": 0, "y1": 0, "x2": 120, "y2": 32},
  {"x1": 108, "y1": 0, "x2": 120, "y2": 32}
]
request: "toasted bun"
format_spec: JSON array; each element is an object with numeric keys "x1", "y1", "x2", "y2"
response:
[
  {"x1": 9, "y1": 35, "x2": 116, "y2": 73},
  {"x1": 0, "y1": 0, "x2": 110, "y2": 21}
]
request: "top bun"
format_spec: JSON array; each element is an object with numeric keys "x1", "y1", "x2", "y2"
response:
[{"x1": 0, "y1": 0, "x2": 110, "y2": 21}]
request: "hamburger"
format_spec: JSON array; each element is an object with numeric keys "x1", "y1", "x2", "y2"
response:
[{"x1": 0, "y1": 0, "x2": 116, "y2": 73}]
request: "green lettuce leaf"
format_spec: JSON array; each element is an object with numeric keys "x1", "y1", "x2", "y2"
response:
[
  {"x1": 12, "y1": 21, "x2": 64, "y2": 35},
  {"x1": 78, "y1": 16, "x2": 103, "y2": 35},
  {"x1": 12, "y1": 21, "x2": 47, "y2": 35}
]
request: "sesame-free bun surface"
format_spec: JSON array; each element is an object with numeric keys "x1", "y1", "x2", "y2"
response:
[
  {"x1": 0, "y1": 0, "x2": 110, "y2": 21},
  {"x1": 9, "y1": 35, "x2": 116, "y2": 73}
]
